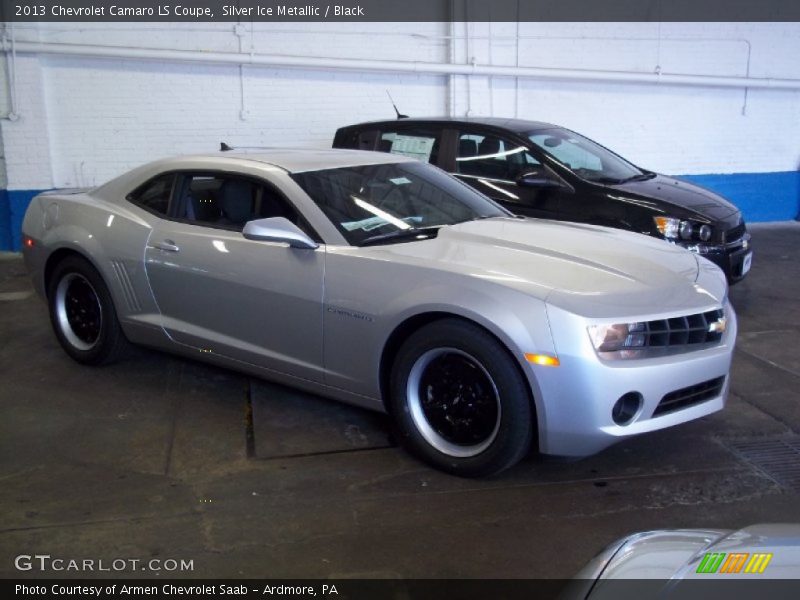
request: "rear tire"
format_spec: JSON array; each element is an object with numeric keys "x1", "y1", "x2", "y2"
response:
[
  {"x1": 389, "y1": 319, "x2": 533, "y2": 477},
  {"x1": 47, "y1": 256, "x2": 130, "y2": 365}
]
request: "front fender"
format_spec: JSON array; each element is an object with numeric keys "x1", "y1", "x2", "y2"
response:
[{"x1": 323, "y1": 253, "x2": 557, "y2": 426}]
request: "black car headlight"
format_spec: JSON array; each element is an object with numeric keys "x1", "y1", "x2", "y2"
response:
[{"x1": 653, "y1": 216, "x2": 712, "y2": 242}]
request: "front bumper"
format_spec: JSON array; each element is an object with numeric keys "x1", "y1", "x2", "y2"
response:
[
  {"x1": 678, "y1": 233, "x2": 752, "y2": 283},
  {"x1": 535, "y1": 300, "x2": 736, "y2": 457}
]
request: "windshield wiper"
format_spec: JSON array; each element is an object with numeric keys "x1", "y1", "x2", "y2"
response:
[
  {"x1": 359, "y1": 226, "x2": 441, "y2": 247},
  {"x1": 617, "y1": 172, "x2": 657, "y2": 184},
  {"x1": 588, "y1": 176, "x2": 625, "y2": 184}
]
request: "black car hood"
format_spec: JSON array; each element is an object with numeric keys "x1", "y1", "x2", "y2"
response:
[{"x1": 611, "y1": 174, "x2": 740, "y2": 222}]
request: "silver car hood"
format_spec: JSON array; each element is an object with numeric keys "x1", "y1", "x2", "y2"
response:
[
  {"x1": 379, "y1": 218, "x2": 720, "y2": 317},
  {"x1": 578, "y1": 524, "x2": 800, "y2": 585}
]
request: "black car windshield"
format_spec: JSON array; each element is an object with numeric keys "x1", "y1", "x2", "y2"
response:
[
  {"x1": 291, "y1": 161, "x2": 509, "y2": 246},
  {"x1": 528, "y1": 128, "x2": 645, "y2": 184}
]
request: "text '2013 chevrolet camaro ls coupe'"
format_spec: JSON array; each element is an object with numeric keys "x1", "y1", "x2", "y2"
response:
[{"x1": 22, "y1": 149, "x2": 736, "y2": 476}]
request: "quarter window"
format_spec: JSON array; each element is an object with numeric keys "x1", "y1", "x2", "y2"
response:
[
  {"x1": 456, "y1": 133, "x2": 540, "y2": 182},
  {"x1": 127, "y1": 174, "x2": 174, "y2": 216}
]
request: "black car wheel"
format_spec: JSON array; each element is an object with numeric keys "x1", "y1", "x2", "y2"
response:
[
  {"x1": 48, "y1": 256, "x2": 130, "y2": 365},
  {"x1": 389, "y1": 319, "x2": 533, "y2": 477}
]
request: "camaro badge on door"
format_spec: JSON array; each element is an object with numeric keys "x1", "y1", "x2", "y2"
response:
[{"x1": 326, "y1": 306, "x2": 374, "y2": 323}]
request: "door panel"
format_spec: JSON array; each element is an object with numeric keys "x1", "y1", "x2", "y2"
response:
[
  {"x1": 145, "y1": 223, "x2": 325, "y2": 383},
  {"x1": 142, "y1": 170, "x2": 326, "y2": 381}
]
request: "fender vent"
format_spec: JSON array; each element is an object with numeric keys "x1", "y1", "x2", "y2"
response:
[{"x1": 110, "y1": 260, "x2": 141, "y2": 312}]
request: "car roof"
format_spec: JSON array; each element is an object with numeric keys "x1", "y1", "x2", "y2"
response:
[
  {"x1": 163, "y1": 148, "x2": 416, "y2": 173},
  {"x1": 340, "y1": 116, "x2": 561, "y2": 134}
]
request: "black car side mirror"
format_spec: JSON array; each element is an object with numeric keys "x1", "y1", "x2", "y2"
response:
[{"x1": 515, "y1": 170, "x2": 562, "y2": 189}]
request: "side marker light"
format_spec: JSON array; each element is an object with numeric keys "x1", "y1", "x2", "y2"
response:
[{"x1": 525, "y1": 353, "x2": 560, "y2": 367}]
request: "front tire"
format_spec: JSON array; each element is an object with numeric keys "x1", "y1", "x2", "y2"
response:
[
  {"x1": 389, "y1": 319, "x2": 533, "y2": 477},
  {"x1": 47, "y1": 256, "x2": 130, "y2": 365}
]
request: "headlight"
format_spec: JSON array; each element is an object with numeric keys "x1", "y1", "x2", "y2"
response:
[
  {"x1": 589, "y1": 308, "x2": 726, "y2": 359},
  {"x1": 653, "y1": 216, "x2": 713, "y2": 243},
  {"x1": 588, "y1": 322, "x2": 647, "y2": 353},
  {"x1": 653, "y1": 216, "x2": 681, "y2": 239}
]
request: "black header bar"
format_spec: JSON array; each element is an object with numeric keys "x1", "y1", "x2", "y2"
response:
[{"x1": 2, "y1": 0, "x2": 800, "y2": 23}]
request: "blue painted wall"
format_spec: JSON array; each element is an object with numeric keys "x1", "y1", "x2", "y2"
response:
[
  {"x1": 0, "y1": 190, "x2": 10, "y2": 251},
  {"x1": 1, "y1": 171, "x2": 798, "y2": 251},
  {"x1": 677, "y1": 171, "x2": 800, "y2": 223},
  {"x1": 1, "y1": 190, "x2": 43, "y2": 252}
]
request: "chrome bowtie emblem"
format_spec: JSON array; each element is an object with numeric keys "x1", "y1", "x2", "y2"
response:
[{"x1": 708, "y1": 317, "x2": 727, "y2": 334}]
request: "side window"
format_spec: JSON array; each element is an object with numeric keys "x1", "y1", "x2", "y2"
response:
[
  {"x1": 456, "y1": 133, "x2": 540, "y2": 182},
  {"x1": 127, "y1": 174, "x2": 174, "y2": 216},
  {"x1": 177, "y1": 174, "x2": 305, "y2": 233},
  {"x1": 378, "y1": 128, "x2": 441, "y2": 164}
]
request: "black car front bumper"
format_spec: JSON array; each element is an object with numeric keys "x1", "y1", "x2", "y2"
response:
[{"x1": 681, "y1": 232, "x2": 752, "y2": 284}]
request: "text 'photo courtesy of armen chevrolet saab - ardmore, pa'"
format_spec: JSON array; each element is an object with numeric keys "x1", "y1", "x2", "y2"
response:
[{"x1": 2, "y1": 0, "x2": 800, "y2": 596}]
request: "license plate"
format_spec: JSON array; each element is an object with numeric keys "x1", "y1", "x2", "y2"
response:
[{"x1": 741, "y1": 251, "x2": 753, "y2": 275}]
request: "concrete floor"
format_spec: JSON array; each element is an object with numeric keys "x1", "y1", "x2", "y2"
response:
[{"x1": 1, "y1": 223, "x2": 799, "y2": 580}]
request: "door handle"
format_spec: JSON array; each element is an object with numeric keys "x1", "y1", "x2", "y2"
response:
[{"x1": 153, "y1": 240, "x2": 180, "y2": 253}]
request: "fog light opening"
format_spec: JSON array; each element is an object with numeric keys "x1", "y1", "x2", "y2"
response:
[{"x1": 612, "y1": 392, "x2": 643, "y2": 426}]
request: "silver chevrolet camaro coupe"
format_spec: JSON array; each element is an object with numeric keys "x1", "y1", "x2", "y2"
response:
[{"x1": 22, "y1": 149, "x2": 736, "y2": 476}]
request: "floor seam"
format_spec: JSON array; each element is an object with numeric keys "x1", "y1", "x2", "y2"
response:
[
  {"x1": 163, "y1": 361, "x2": 185, "y2": 477},
  {"x1": 731, "y1": 350, "x2": 800, "y2": 434},
  {"x1": 0, "y1": 510, "x2": 201, "y2": 534},
  {"x1": 737, "y1": 346, "x2": 800, "y2": 380}
]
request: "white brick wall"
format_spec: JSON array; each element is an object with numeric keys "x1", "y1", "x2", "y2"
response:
[
  {"x1": 0, "y1": 54, "x2": 54, "y2": 189},
  {"x1": 1, "y1": 21, "x2": 798, "y2": 189}
]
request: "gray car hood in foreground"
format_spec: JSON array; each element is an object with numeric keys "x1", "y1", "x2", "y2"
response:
[
  {"x1": 376, "y1": 217, "x2": 722, "y2": 318},
  {"x1": 577, "y1": 524, "x2": 800, "y2": 584}
]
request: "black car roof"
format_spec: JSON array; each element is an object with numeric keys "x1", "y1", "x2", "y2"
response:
[{"x1": 341, "y1": 116, "x2": 560, "y2": 134}]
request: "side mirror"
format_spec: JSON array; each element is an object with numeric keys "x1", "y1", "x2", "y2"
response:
[
  {"x1": 242, "y1": 217, "x2": 318, "y2": 250},
  {"x1": 515, "y1": 170, "x2": 561, "y2": 189}
]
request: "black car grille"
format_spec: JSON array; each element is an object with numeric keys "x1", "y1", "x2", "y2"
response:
[
  {"x1": 725, "y1": 223, "x2": 746, "y2": 243},
  {"x1": 654, "y1": 376, "x2": 726, "y2": 417},
  {"x1": 635, "y1": 309, "x2": 725, "y2": 349}
]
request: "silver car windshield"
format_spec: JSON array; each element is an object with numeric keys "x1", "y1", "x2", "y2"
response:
[
  {"x1": 291, "y1": 161, "x2": 508, "y2": 246},
  {"x1": 528, "y1": 128, "x2": 646, "y2": 184}
]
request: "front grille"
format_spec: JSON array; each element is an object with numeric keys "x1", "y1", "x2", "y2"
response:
[
  {"x1": 654, "y1": 376, "x2": 725, "y2": 417},
  {"x1": 725, "y1": 223, "x2": 746, "y2": 243},
  {"x1": 635, "y1": 309, "x2": 725, "y2": 349}
]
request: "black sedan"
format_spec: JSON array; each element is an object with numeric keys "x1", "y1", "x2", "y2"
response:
[{"x1": 333, "y1": 117, "x2": 752, "y2": 282}]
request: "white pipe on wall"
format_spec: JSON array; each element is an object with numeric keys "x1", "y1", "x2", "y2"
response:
[
  {"x1": 1, "y1": 24, "x2": 20, "y2": 121},
  {"x1": 8, "y1": 40, "x2": 800, "y2": 91}
]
